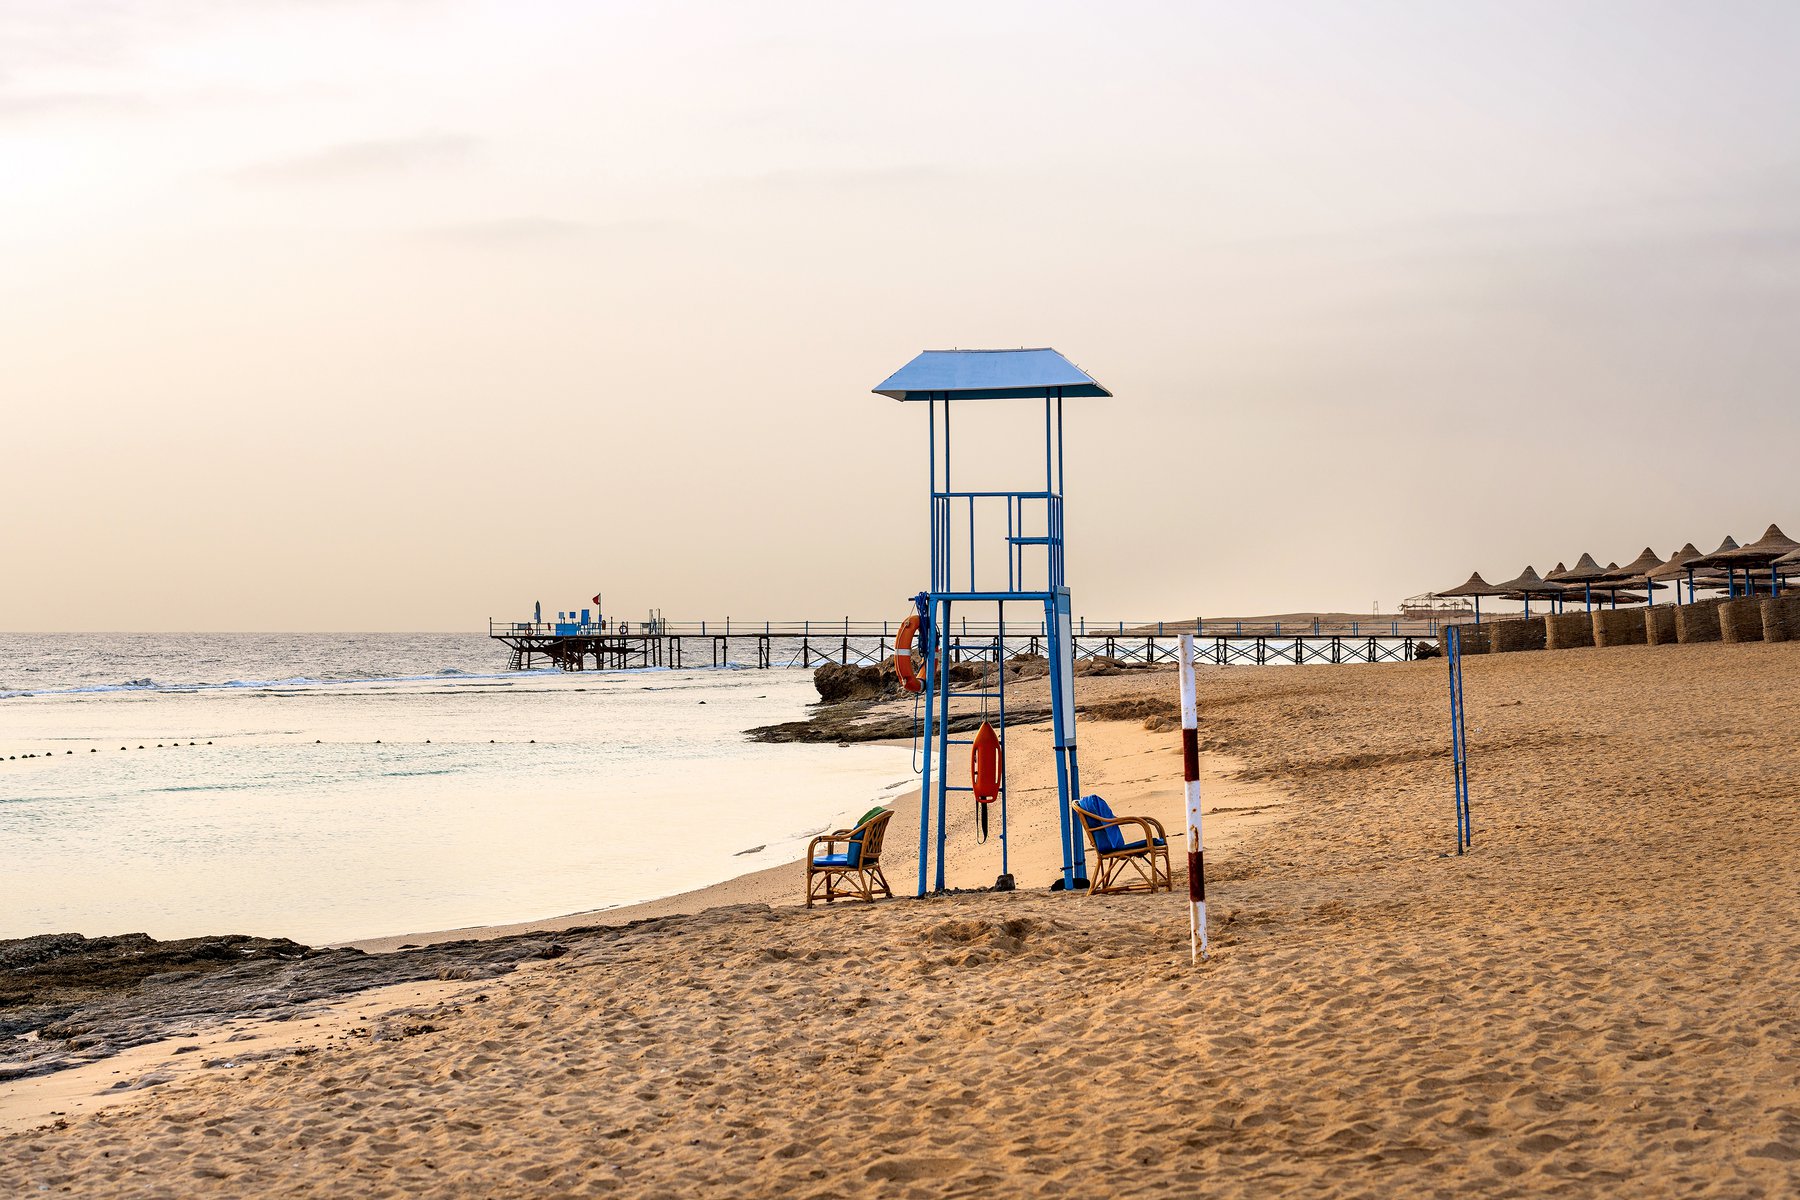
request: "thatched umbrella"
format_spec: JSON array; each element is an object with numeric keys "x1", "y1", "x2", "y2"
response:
[
  {"x1": 1555, "y1": 552, "x2": 1617, "y2": 610},
  {"x1": 1687, "y1": 535, "x2": 1743, "y2": 599},
  {"x1": 1435, "y1": 571, "x2": 1509, "y2": 623},
  {"x1": 1493, "y1": 565, "x2": 1562, "y2": 619},
  {"x1": 1542, "y1": 562, "x2": 1572, "y2": 612},
  {"x1": 1688, "y1": 535, "x2": 1741, "y2": 568},
  {"x1": 1604, "y1": 547, "x2": 1668, "y2": 606},
  {"x1": 1586, "y1": 577, "x2": 1666, "y2": 606},
  {"x1": 1647, "y1": 543, "x2": 1704, "y2": 602},
  {"x1": 1712, "y1": 525, "x2": 1799, "y2": 597}
]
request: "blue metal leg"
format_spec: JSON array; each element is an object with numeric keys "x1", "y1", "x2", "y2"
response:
[
  {"x1": 915, "y1": 606, "x2": 935, "y2": 898},
  {"x1": 1045, "y1": 595, "x2": 1078, "y2": 888},
  {"x1": 934, "y1": 598, "x2": 953, "y2": 893}
]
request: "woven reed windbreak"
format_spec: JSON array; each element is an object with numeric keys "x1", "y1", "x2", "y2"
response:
[
  {"x1": 1445, "y1": 624, "x2": 1489, "y2": 654},
  {"x1": 1592, "y1": 608, "x2": 1647, "y2": 648},
  {"x1": 1644, "y1": 606, "x2": 1678, "y2": 645},
  {"x1": 1487, "y1": 615, "x2": 1546, "y2": 653},
  {"x1": 1544, "y1": 612, "x2": 1595, "y2": 650},
  {"x1": 1762, "y1": 594, "x2": 1800, "y2": 643},
  {"x1": 1719, "y1": 597, "x2": 1767, "y2": 643},
  {"x1": 1674, "y1": 599, "x2": 1724, "y2": 644}
]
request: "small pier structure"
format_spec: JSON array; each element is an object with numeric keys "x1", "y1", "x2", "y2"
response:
[{"x1": 487, "y1": 616, "x2": 1445, "y2": 672}]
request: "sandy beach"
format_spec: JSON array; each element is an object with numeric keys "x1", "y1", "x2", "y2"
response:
[{"x1": 5, "y1": 641, "x2": 1799, "y2": 1196}]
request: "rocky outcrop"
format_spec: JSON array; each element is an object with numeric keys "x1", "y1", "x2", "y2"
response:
[
  {"x1": 810, "y1": 653, "x2": 1062, "y2": 704},
  {"x1": 0, "y1": 930, "x2": 570, "y2": 1082},
  {"x1": 750, "y1": 703, "x2": 1052, "y2": 745},
  {"x1": 812, "y1": 662, "x2": 904, "y2": 703}
]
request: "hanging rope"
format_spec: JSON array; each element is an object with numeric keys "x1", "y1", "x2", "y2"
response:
[
  {"x1": 910, "y1": 686, "x2": 925, "y2": 775},
  {"x1": 907, "y1": 594, "x2": 931, "y2": 776}
]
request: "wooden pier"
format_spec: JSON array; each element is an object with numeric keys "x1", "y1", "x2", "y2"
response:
[{"x1": 487, "y1": 618, "x2": 1446, "y2": 672}]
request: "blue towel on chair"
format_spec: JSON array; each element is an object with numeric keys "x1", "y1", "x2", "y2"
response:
[{"x1": 1076, "y1": 794, "x2": 1126, "y2": 854}]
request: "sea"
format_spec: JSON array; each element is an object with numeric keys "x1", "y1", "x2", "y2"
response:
[{"x1": 0, "y1": 634, "x2": 912, "y2": 945}]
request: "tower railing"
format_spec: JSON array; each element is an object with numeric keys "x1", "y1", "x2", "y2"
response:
[{"x1": 930, "y1": 490, "x2": 1064, "y2": 596}]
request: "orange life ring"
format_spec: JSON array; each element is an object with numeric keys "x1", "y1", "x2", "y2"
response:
[
  {"x1": 894, "y1": 614, "x2": 923, "y2": 693},
  {"x1": 971, "y1": 721, "x2": 1002, "y2": 803}
]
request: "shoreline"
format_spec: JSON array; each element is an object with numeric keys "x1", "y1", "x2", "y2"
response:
[
  {"x1": 0, "y1": 665, "x2": 910, "y2": 948},
  {"x1": 2, "y1": 675, "x2": 1280, "y2": 1132}
]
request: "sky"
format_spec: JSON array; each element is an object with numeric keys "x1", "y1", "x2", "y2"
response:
[{"x1": 3, "y1": 0, "x2": 1798, "y2": 631}]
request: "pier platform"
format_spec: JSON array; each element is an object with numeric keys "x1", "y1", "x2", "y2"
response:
[{"x1": 487, "y1": 618, "x2": 1446, "y2": 672}]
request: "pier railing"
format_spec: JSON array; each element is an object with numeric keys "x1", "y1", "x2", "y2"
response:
[{"x1": 488, "y1": 616, "x2": 1447, "y2": 639}]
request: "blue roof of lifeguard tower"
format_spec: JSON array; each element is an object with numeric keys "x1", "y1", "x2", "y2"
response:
[{"x1": 873, "y1": 348, "x2": 1110, "y2": 401}]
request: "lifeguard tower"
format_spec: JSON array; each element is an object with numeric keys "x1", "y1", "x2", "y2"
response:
[{"x1": 873, "y1": 348, "x2": 1111, "y2": 895}]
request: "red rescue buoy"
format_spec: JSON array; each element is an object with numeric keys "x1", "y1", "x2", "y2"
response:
[
  {"x1": 893, "y1": 614, "x2": 923, "y2": 694},
  {"x1": 971, "y1": 721, "x2": 1002, "y2": 803}
]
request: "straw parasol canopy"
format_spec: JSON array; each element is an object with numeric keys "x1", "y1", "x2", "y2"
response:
[
  {"x1": 1556, "y1": 552, "x2": 1617, "y2": 583},
  {"x1": 1494, "y1": 565, "x2": 1562, "y2": 597},
  {"x1": 1647, "y1": 543, "x2": 1704, "y2": 580},
  {"x1": 1615, "y1": 547, "x2": 1665, "y2": 578},
  {"x1": 1436, "y1": 571, "x2": 1509, "y2": 598},
  {"x1": 1712, "y1": 524, "x2": 1799, "y2": 567},
  {"x1": 1687, "y1": 535, "x2": 1741, "y2": 571}
]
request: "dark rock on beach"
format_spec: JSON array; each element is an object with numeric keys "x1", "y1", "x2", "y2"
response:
[
  {"x1": 812, "y1": 661, "x2": 904, "y2": 703},
  {"x1": 0, "y1": 930, "x2": 570, "y2": 1082},
  {"x1": 748, "y1": 703, "x2": 1052, "y2": 745},
  {"x1": 749, "y1": 651, "x2": 1154, "y2": 744},
  {"x1": 746, "y1": 653, "x2": 1141, "y2": 744}
]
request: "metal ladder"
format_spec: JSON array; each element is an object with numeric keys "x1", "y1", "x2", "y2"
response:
[{"x1": 934, "y1": 631, "x2": 1011, "y2": 884}]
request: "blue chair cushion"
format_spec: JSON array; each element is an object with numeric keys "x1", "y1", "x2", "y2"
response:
[
  {"x1": 812, "y1": 852, "x2": 859, "y2": 868},
  {"x1": 1076, "y1": 794, "x2": 1125, "y2": 854},
  {"x1": 1115, "y1": 839, "x2": 1166, "y2": 855}
]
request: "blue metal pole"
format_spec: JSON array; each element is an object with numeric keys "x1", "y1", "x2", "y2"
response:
[
  {"x1": 933, "y1": 597, "x2": 953, "y2": 893},
  {"x1": 1447, "y1": 626, "x2": 1469, "y2": 854},
  {"x1": 997, "y1": 604, "x2": 1009, "y2": 881},
  {"x1": 916, "y1": 396, "x2": 937, "y2": 898},
  {"x1": 928, "y1": 397, "x2": 937, "y2": 588},
  {"x1": 915, "y1": 602, "x2": 935, "y2": 898},
  {"x1": 1045, "y1": 595, "x2": 1076, "y2": 889},
  {"x1": 967, "y1": 497, "x2": 975, "y2": 591}
]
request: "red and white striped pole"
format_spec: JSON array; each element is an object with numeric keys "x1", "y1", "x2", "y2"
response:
[{"x1": 1179, "y1": 634, "x2": 1208, "y2": 962}]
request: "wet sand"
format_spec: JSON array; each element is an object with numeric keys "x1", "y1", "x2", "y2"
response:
[{"x1": 4, "y1": 641, "x2": 1798, "y2": 1196}]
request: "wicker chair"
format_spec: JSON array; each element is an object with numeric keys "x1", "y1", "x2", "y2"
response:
[
  {"x1": 805, "y1": 808, "x2": 894, "y2": 908},
  {"x1": 1072, "y1": 795, "x2": 1172, "y2": 897}
]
